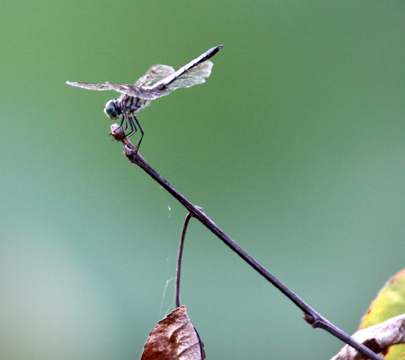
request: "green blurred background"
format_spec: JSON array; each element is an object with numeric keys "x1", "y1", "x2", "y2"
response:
[{"x1": 1, "y1": 1, "x2": 404, "y2": 359}]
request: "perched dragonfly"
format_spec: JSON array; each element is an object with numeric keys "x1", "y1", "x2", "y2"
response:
[{"x1": 67, "y1": 45, "x2": 223, "y2": 150}]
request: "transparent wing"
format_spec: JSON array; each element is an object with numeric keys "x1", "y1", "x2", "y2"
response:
[
  {"x1": 105, "y1": 82, "x2": 169, "y2": 100},
  {"x1": 67, "y1": 46, "x2": 222, "y2": 98},
  {"x1": 66, "y1": 81, "x2": 169, "y2": 99},
  {"x1": 151, "y1": 45, "x2": 222, "y2": 91},
  {"x1": 66, "y1": 81, "x2": 113, "y2": 91},
  {"x1": 134, "y1": 64, "x2": 175, "y2": 87},
  {"x1": 165, "y1": 60, "x2": 214, "y2": 92}
]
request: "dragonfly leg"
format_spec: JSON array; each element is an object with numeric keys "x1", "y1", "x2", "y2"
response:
[
  {"x1": 124, "y1": 116, "x2": 130, "y2": 131},
  {"x1": 133, "y1": 114, "x2": 144, "y2": 151},
  {"x1": 126, "y1": 115, "x2": 137, "y2": 138},
  {"x1": 119, "y1": 115, "x2": 126, "y2": 130}
]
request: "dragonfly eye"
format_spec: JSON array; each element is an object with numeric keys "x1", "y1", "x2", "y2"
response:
[{"x1": 104, "y1": 100, "x2": 121, "y2": 120}]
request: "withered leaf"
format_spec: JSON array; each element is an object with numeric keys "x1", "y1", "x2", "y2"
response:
[{"x1": 141, "y1": 306, "x2": 206, "y2": 360}]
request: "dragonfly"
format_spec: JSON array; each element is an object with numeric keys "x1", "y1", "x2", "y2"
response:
[{"x1": 67, "y1": 45, "x2": 223, "y2": 150}]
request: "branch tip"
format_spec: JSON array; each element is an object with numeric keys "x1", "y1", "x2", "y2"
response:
[{"x1": 110, "y1": 124, "x2": 126, "y2": 142}]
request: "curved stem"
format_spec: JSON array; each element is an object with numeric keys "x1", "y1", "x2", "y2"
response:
[{"x1": 175, "y1": 212, "x2": 192, "y2": 308}]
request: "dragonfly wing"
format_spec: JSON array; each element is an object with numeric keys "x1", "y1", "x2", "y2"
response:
[
  {"x1": 151, "y1": 45, "x2": 222, "y2": 91},
  {"x1": 106, "y1": 82, "x2": 169, "y2": 100},
  {"x1": 165, "y1": 60, "x2": 214, "y2": 92},
  {"x1": 135, "y1": 64, "x2": 175, "y2": 87},
  {"x1": 67, "y1": 46, "x2": 222, "y2": 97},
  {"x1": 66, "y1": 81, "x2": 113, "y2": 91}
]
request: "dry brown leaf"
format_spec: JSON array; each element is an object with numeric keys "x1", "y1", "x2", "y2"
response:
[{"x1": 141, "y1": 306, "x2": 206, "y2": 360}]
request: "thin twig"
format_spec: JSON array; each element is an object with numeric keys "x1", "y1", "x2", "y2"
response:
[
  {"x1": 175, "y1": 211, "x2": 204, "y2": 360},
  {"x1": 175, "y1": 212, "x2": 193, "y2": 308},
  {"x1": 111, "y1": 125, "x2": 384, "y2": 360}
]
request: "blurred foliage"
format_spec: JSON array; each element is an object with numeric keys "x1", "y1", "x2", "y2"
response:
[{"x1": 360, "y1": 268, "x2": 405, "y2": 359}]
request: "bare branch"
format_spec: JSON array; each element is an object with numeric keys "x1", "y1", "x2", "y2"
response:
[{"x1": 110, "y1": 125, "x2": 384, "y2": 360}]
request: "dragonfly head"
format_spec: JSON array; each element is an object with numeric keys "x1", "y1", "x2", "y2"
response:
[{"x1": 104, "y1": 100, "x2": 122, "y2": 120}]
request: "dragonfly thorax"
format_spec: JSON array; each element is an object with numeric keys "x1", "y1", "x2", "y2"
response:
[{"x1": 104, "y1": 96, "x2": 150, "y2": 120}]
